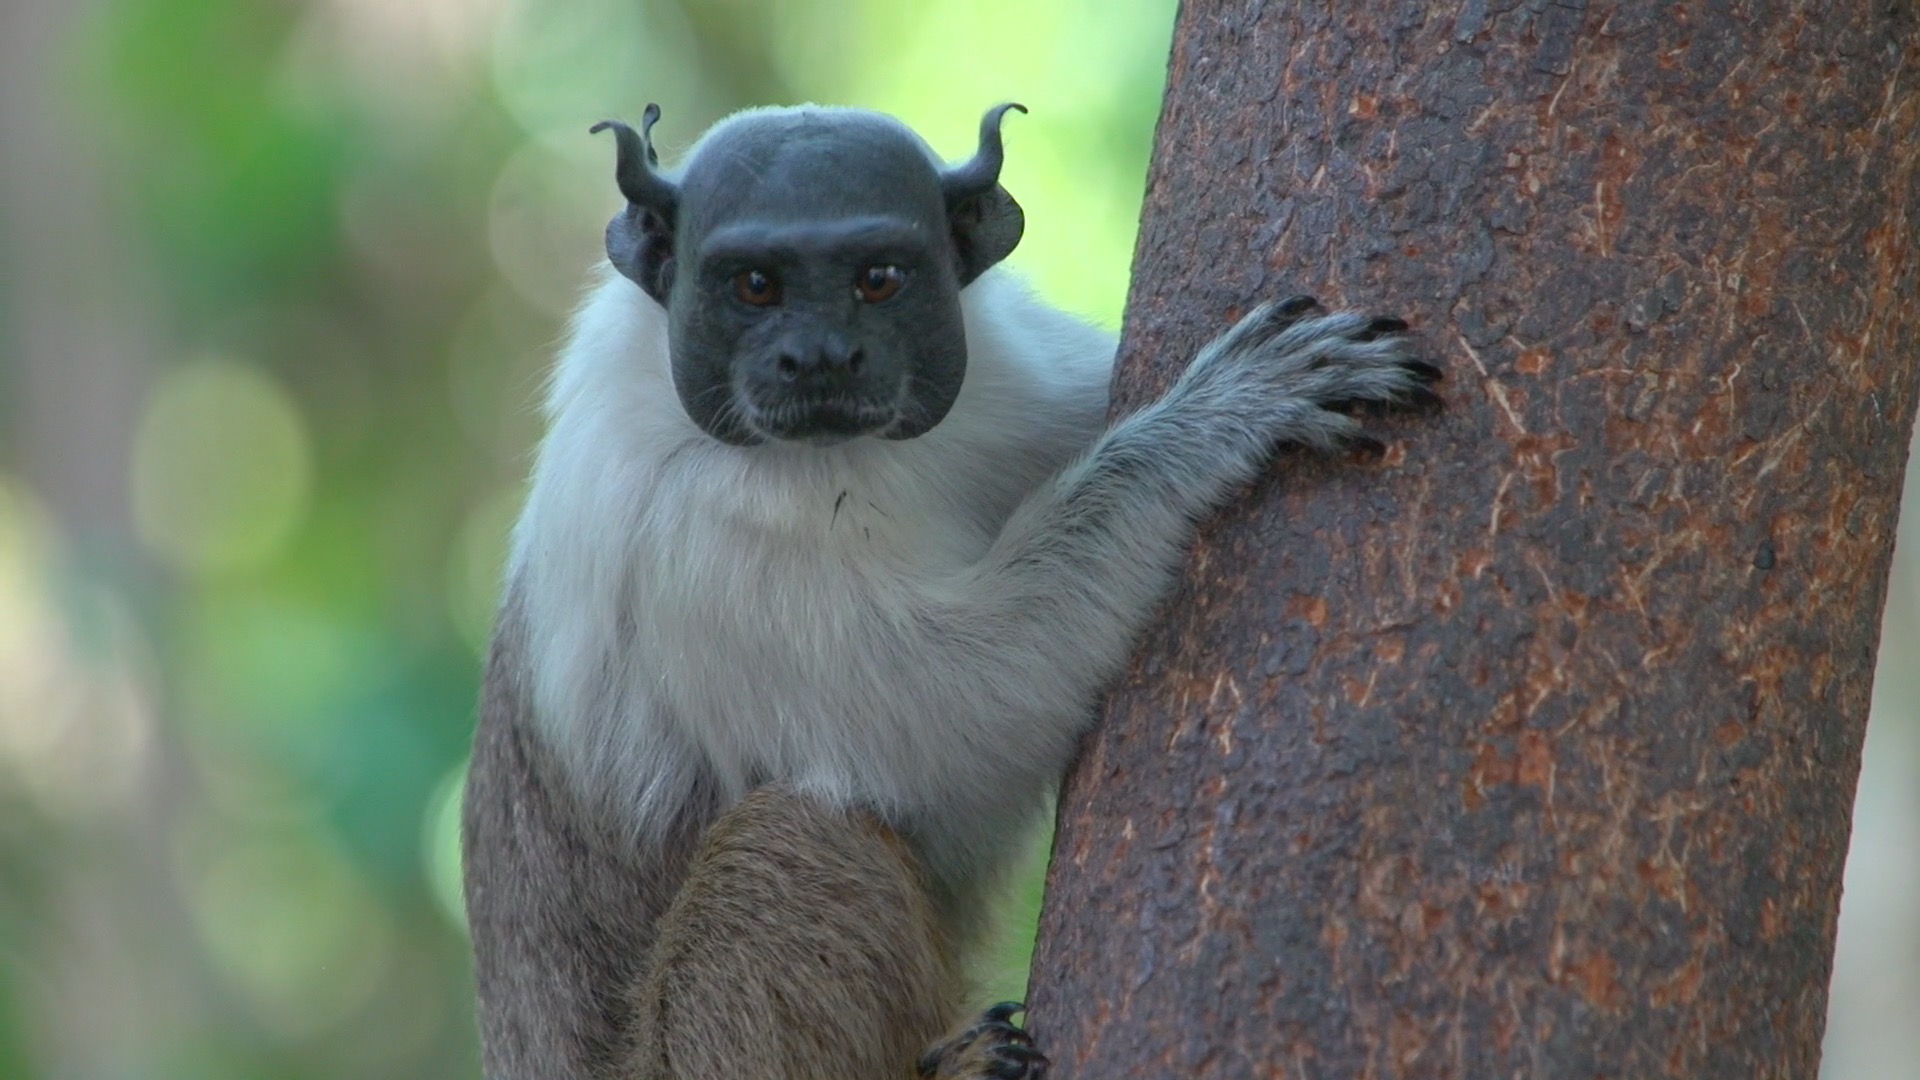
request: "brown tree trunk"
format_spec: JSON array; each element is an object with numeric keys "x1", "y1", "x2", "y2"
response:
[{"x1": 1026, "y1": 4, "x2": 1920, "y2": 1078}]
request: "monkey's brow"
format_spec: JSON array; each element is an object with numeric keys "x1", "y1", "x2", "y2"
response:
[{"x1": 700, "y1": 217, "x2": 933, "y2": 265}]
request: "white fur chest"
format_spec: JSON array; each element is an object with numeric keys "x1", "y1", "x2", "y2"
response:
[{"x1": 510, "y1": 269, "x2": 1114, "y2": 839}]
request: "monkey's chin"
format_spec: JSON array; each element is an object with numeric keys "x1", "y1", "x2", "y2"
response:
[{"x1": 741, "y1": 397, "x2": 904, "y2": 447}]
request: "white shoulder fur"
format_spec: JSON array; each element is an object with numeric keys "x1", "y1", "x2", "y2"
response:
[{"x1": 511, "y1": 266, "x2": 1115, "y2": 854}]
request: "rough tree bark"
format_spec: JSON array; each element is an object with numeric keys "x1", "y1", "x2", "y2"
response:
[{"x1": 1026, "y1": 4, "x2": 1919, "y2": 1079}]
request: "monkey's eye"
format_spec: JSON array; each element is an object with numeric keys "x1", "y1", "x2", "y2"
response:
[
  {"x1": 855, "y1": 265, "x2": 905, "y2": 304},
  {"x1": 734, "y1": 269, "x2": 782, "y2": 306}
]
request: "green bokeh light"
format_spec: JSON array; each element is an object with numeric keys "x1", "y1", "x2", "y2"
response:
[
  {"x1": 182, "y1": 818, "x2": 397, "y2": 1036},
  {"x1": 131, "y1": 358, "x2": 314, "y2": 576}
]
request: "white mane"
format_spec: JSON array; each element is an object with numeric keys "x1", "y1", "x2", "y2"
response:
[{"x1": 510, "y1": 265, "x2": 1115, "y2": 874}]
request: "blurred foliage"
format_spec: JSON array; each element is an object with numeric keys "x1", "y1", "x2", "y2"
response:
[{"x1": 0, "y1": 0, "x2": 1175, "y2": 1075}]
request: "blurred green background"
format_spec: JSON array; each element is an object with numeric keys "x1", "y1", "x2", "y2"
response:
[{"x1": 0, "y1": 1, "x2": 1913, "y2": 1077}]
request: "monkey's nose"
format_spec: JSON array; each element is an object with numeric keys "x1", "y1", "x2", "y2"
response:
[{"x1": 774, "y1": 341, "x2": 866, "y2": 382}]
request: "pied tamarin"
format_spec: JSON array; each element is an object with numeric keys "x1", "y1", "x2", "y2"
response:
[{"x1": 462, "y1": 101, "x2": 1440, "y2": 1079}]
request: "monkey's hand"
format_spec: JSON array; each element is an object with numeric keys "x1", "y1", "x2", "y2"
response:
[
  {"x1": 1172, "y1": 293, "x2": 1443, "y2": 461},
  {"x1": 916, "y1": 1002, "x2": 1048, "y2": 1079}
]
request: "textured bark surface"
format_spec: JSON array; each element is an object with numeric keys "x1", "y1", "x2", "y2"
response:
[{"x1": 1027, "y1": 4, "x2": 1920, "y2": 1079}]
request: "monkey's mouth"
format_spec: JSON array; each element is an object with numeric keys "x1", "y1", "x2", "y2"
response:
[{"x1": 740, "y1": 392, "x2": 906, "y2": 446}]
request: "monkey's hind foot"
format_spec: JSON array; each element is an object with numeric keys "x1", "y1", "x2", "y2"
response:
[{"x1": 917, "y1": 1002, "x2": 1049, "y2": 1079}]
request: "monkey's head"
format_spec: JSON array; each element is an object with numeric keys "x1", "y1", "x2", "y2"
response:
[{"x1": 592, "y1": 103, "x2": 1025, "y2": 447}]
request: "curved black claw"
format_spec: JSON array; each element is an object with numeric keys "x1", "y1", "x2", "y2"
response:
[
  {"x1": 1275, "y1": 294, "x2": 1321, "y2": 319},
  {"x1": 982, "y1": 1001, "x2": 1024, "y2": 1025},
  {"x1": 1247, "y1": 294, "x2": 1323, "y2": 340},
  {"x1": 1403, "y1": 383, "x2": 1446, "y2": 413},
  {"x1": 969, "y1": 1002, "x2": 1034, "y2": 1051},
  {"x1": 1402, "y1": 359, "x2": 1446, "y2": 383},
  {"x1": 1355, "y1": 315, "x2": 1410, "y2": 341},
  {"x1": 1350, "y1": 433, "x2": 1388, "y2": 458},
  {"x1": 1340, "y1": 381, "x2": 1445, "y2": 420}
]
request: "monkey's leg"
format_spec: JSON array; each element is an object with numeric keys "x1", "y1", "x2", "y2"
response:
[{"x1": 622, "y1": 786, "x2": 1020, "y2": 1080}]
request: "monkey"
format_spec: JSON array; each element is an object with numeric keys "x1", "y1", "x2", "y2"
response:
[{"x1": 462, "y1": 101, "x2": 1440, "y2": 1079}]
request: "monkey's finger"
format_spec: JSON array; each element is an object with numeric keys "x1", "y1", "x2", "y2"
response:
[
  {"x1": 1250, "y1": 295, "x2": 1323, "y2": 340},
  {"x1": 988, "y1": 1043, "x2": 1050, "y2": 1079}
]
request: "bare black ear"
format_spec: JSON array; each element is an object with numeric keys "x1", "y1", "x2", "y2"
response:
[
  {"x1": 949, "y1": 187, "x2": 1024, "y2": 284},
  {"x1": 942, "y1": 103, "x2": 1027, "y2": 285},
  {"x1": 593, "y1": 106, "x2": 681, "y2": 303},
  {"x1": 608, "y1": 205, "x2": 676, "y2": 301}
]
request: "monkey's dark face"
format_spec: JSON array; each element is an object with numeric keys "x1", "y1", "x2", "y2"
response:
[
  {"x1": 671, "y1": 157, "x2": 969, "y2": 445},
  {"x1": 600, "y1": 106, "x2": 1025, "y2": 447}
]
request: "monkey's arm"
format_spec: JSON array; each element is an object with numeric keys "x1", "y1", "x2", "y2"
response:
[
  {"x1": 464, "y1": 592, "x2": 708, "y2": 1079},
  {"x1": 618, "y1": 786, "x2": 1047, "y2": 1080},
  {"x1": 892, "y1": 304, "x2": 1437, "y2": 837}
]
